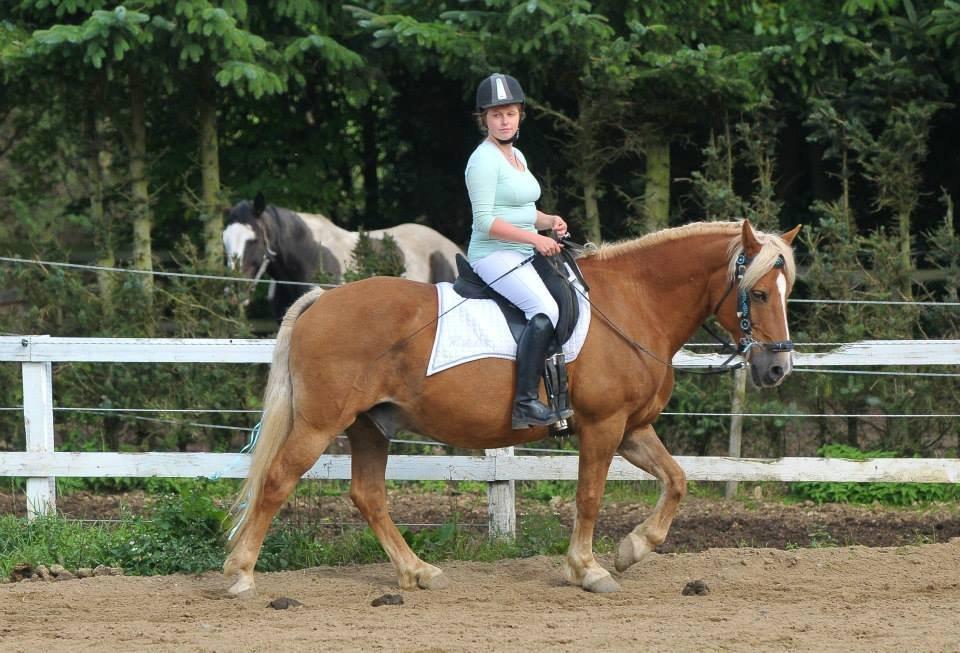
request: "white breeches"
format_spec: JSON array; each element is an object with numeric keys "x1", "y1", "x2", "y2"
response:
[{"x1": 472, "y1": 249, "x2": 559, "y2": 327}]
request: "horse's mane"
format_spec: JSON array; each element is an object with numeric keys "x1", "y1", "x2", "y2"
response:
[{"x1": 586, "y1": 221, "x2": 796, "y2": 289}]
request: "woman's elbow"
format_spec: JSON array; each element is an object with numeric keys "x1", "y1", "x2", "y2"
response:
[{"x1": 474, "y1": 215, "x2": 495, "y2": 234}]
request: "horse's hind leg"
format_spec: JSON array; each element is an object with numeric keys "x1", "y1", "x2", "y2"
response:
[
  {"x1": 347, "y1": 416, "x2": 449, "y2": 590},
  {"x1": 615, "y1": 424, "x2": 687, "y2": 573},
  {"x1": 225, "y1": 417, "x2": 338, "y2": 595}
]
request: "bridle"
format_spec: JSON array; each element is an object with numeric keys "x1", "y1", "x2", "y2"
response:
[
  {"x1": 249, "y1": 210, "x2": 279, "y2": 284},
  {"x1": 705, "y1": 251, "x2": 794, "y2": 367}
]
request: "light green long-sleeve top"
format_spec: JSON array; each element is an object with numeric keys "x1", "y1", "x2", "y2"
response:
[{"x1": 465, "y1": 140, "x2": 541, "y2": 263}]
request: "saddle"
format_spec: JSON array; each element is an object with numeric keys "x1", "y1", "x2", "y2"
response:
[
  {"x1": 451, "y1": 243, "x2": 589, "y2": 353},
  {"x1": 451, "y1": 242, "x2": 588, "y2": 438}
]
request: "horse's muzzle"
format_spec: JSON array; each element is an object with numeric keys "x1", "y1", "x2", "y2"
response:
[{"x1": 746, "y1": 344, "x2": 794, "y2": 388}]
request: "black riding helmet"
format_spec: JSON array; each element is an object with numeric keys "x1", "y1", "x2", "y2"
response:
[{"x1": 475, "y1": 73, "x2": 525, "y2": 112}]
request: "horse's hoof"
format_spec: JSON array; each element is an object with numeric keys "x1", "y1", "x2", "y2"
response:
[
  {"x1": 417, "y1": 571, "x2": 450, "y2": 590},
  {"x1": 226, "y1": 574, "x2": 257, "y2": 598},
  {"x1": 615, "y1": 532, "x2": 653, "y2": 572},
  {"x1": 583, "y1": 572, "x2": 621, "y2": 594}
]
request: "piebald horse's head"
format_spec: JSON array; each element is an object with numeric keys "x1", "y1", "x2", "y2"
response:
[
  {"x1": 714, "y1": 220, "x2": 801, "y2": 388},
  {"x1": 222, "y1": 193, "x2": 273, "y2": 279}
]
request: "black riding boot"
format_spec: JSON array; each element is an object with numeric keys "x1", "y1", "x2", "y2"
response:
[{"x1": 512, "y1": 313, "x2": 560, "y2": 429}]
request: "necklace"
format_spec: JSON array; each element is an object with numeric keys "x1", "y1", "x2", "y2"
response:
[{"x1": 490, "y1": 139, "x2": 523, "y2": 171}]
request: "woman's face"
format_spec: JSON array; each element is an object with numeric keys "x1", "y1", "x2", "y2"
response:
[{"x1": 485, "y1": 104, "x2": 522, "y2": 141}]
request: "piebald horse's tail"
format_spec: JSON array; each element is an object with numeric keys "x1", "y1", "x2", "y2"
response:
[{"x1": 227, "y1": 287, "x2": 325, "y2": 550}]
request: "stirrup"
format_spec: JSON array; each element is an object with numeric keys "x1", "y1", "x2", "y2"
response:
[
  {"x1": 511, "y1": 400, "x2": 558, "y2": 429},
  {"x1": 544, "y1": 354, "x2": 574, "y2": 421}
]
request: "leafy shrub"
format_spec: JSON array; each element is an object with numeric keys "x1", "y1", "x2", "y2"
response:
[
  {"x1": 790, "y1": 444, "x2": 960, "y2": 505},
  {"x1": 343, "y1": 229, "x2": 406, "y2": 281},
  {"x1": 110, "y1": 482, "x2": 230, "y2": 575}
]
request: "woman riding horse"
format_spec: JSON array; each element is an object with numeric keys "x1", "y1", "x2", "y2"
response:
[
  {"x1": 223, "y1": 215, "x2": 800, "y2": 597},
  {"x1": 466, "y1": 73, "x2": 570, "y2": 429}
]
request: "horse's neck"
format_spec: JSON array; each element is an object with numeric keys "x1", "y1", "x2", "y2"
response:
[{"x1": 585, "y1": 236, "x2": 730, "y2": 355}]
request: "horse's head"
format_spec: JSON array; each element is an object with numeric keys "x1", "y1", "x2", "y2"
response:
[
  {"x1": 714, "y1": 220, "x2": 801, "y2": 388},
  {"x1": 222, "y1": 193, "x2": 272, "y2": 279}
]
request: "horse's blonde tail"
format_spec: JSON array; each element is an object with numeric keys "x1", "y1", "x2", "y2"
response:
[{"x1": 227, "y1": 287, "x2": 325, "y2": 549}]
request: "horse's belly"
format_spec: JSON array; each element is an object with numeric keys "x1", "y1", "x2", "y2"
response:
[{"x1": 398, "y1": 361, "x2": 538, "y2": 447}]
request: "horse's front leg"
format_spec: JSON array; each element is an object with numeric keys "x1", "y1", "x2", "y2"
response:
[
  {"x1": 561, "y1": 418, "x2": 623, "y2": 593},
  {"x1": 615, "y1": 424, "x2": 687, "y2": 573}
]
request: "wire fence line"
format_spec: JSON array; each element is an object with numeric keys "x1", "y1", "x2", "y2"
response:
[
  {"x1": 3, "y1": 255, "x2": 959, "y2": 307},
  {"x1": 2, "y1": 404, "x2": 958, "y2": 420},
  {"x1": 0, "y1": 255, "x2": 334, "y2": 289},
  {"x1": 3, "y1": 403, "x2": 958, "y2": 434},
  {"x1": 2, "y1": 364, "x2": 957, "y2": 421}
]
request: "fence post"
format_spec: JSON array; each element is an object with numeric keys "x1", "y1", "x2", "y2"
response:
[
  {"x1": 23, "y1": 360, "x2": 56, "y2": 519},
  {"x1": 486, "y1": 446, "x2": 516, "y2": 538},
  {"x1": 725, "y1": 366, "x2": 747, "y2": 499}
]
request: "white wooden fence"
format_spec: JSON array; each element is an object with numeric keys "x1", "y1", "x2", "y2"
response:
[{"x1": 3, "y1": 336, "x2": 960, "y2": 534}]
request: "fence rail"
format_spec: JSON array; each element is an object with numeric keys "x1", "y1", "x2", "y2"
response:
[{"x1": 3, "y1": 336, "x2": 960, "y2": 532}]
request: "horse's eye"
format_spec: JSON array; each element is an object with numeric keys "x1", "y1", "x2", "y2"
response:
[{"x1": 750, "y1": 290, "x2": 767, "y2": 302}]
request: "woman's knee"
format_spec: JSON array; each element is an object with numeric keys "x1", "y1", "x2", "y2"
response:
[{"x1": 530, "y1": 300, "x2": 559, "y2": 328}]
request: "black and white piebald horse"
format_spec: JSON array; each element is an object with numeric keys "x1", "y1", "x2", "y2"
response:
[{"x1": 222, "y1": 193, "x2": 461, "y2": 320}]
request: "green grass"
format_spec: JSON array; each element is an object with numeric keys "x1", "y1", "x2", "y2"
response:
[{"x1": 0, "y1": 484, "x2": 580, "y2": 579}]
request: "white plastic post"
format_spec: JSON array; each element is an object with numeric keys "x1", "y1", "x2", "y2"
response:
[
  {"x1": 23, "y1": 361, "x2": 56, "y2": 519},
  {"x1": 486, "y1": 446, "x2": 516, "y2": 538},
  {"x1": 725, "y1": 366, "x2": 747, "y2": 499}
]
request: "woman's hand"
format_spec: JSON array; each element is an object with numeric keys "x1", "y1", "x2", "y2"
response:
[
  {"x1": 532, "y1": 233, "x2": 562, "y2": 256},
  {"x1": 550, "y1": 215, "x2": 568, "y2": 238},
  {"x1": 535, "y1": 210, "x2": 568, "y2": 237}
]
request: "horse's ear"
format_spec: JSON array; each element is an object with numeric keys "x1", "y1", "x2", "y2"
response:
[
  {"x1": 254, "y1": 192, "x2": 266, "y2": 217},
  {"x1": 780, "y1": 224, "x2": 802, "y2": 245},
  {"x1": 741, "y1": 219, "x2": 762, "y2": 257}
]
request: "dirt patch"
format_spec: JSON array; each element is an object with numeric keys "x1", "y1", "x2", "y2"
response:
[
  {"x1": 4, "y1": 487, "x2": 960, "y2": 650},
  {"x1": 3, "y1": 544, "x2": 960, "y2": 652}
]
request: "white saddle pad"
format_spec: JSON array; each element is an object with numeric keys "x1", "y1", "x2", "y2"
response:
[{"x1": 426, "y1": 277, "x2": 591, "y2": 376}]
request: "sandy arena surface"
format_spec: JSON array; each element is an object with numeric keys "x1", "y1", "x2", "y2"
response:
[{"x1": 3, "y1": 542, "x2": 959, "y2": 652}]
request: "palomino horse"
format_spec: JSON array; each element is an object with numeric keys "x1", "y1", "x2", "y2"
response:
[
  {"x1": 222, "y1": 193, "x2": 462, "y2": 320},
  {"x1": 224, "y1": 219, "x2": 800, "y2": 595}
]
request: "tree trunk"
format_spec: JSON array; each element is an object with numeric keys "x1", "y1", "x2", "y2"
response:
[
  {"x1": 841, "y1": 147, "x2": 852, "y2": 234},
  {"x1": 581, "y1": 176, "x2": 601, "y2": 244},
  {"x1": 643, "y1": 131, "x2": 670, "y2": 232},
  {"x1": 898, "y1": 208, "x2": 913, "y2": 299},
  {"x1": 361, "y1": 102, "x2": 380, "y2": 224},
  {"x1": 87, "y1": 108, "x2": 115, "y2": 321},
  {"x1": 845, "y1": 415, "x2": 859, "y2": 450},
  {"x1": 198, "y1": 82, "x2": 222, "y2": 269},
  {"x1": 128, "y1": 67, "x2": 153, "y2": 303}
]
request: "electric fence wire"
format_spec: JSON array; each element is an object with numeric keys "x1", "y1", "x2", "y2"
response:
[
  {"x1": 4, "y1": 404, "x2": 960, "y2": 461},
  {"x1": 3, "y1": 255, "x2": 959, "y2": 307}
]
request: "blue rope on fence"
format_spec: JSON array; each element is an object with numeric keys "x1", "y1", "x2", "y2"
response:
[{"x1": 208, "y1": 419, "x2": 262, "y2": 481}]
